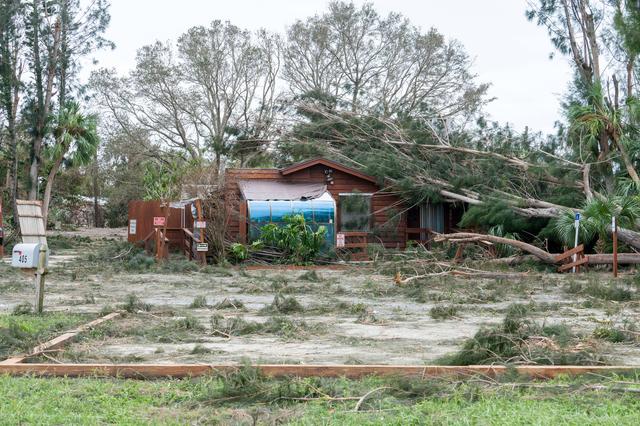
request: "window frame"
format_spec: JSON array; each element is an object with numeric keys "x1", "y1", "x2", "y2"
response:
[{"x1": 338, "y1": 192, "x2": 373, "y2": 233}]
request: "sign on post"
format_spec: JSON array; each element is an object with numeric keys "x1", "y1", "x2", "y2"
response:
[
  {"x1": 129, "y1": 219, "x2": 137, "y2": 235},
  {"x1": 194, "y1": 220, "x2": 207, "y2": 229},
  {"x1": 196, "y1": 243, "x2": 209, "y2": 252},
  {"x1": 612, "y1": 216, "x2": 618, "y2": 278},
  {"x1": 153, "y1": 216, "x2": 166, "y2": 227},
  {"x1": 573, "y1": 212, "x2": 581, "y2": 273},
  {"x1": 336, "y1": 233, "x2": 345, "y2": 248}
]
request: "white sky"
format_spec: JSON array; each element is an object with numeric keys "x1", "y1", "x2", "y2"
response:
[{"x1": 87, "y1": 0, "x2": 573, "y2": 134}]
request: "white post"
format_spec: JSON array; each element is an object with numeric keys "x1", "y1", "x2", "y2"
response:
[{"x1": 573, "y1": 212, "x2": 580, "y2": 273}]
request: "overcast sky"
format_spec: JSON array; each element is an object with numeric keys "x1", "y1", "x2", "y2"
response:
[{"x1": 89, "y1": 0, "x2": 573, "y2": 134}]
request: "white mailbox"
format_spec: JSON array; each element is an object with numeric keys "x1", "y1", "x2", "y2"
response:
[{"x1": 12, "y1": 243, "x2": 48, "y2": 269}]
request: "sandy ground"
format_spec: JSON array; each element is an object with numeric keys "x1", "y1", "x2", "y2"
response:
[
  {"x1": 48, "y1": 227, "x2": 128, "y2": 240},
  {"x1": 1, "y1": 234, "x2": 639, "y2": 365}
]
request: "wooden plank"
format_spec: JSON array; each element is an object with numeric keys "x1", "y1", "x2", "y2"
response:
[
  {"x1": 0, "y1": 363, "x2": 637, "y2": 379},
  {"x1": 554, "y1": 244, "x2": 584, "y2": 262},
  {"x1": 558, "y1": 256, "x2": 589, "y2": 272},
  {"x1": 0, "y1": 313, "x2": 120, "y2": 364}
]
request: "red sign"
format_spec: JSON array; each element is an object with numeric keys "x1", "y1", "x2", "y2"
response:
[
  {"x1": 336, "y1": 233, "x2": 345, "y2": 248},
  {"x1": 153, "y1": 216, "x2": 166, "y2": 227}
]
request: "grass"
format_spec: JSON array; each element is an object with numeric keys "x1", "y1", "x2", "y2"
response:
[
  {"x1": 260, "y1": 294, "x2": 305, "y2": 314},
  {"x1": 438, "y1": 303, "x2": 605, "y2": 366},
  {"x1": 213, "y1": 298, "x2": 246, "y2": 310},
  {"x1": 189, "y1": 295, "x2": 208, "y2": 309},
  {"x1": 429, "y1": 305, "x2": 458, "y2": 320},
  {"x1": 211, "y1": 314, "x2": 324, "y2": 339},
  {"x1": 0, "y1": 372, "x2": 639, "y2": 424},
  {"x1": 565, "y1": 279, "x2": 635, "y2": 301},
  {"x1": 0, "y1": 312, "x2": 91, "y2": 358}
]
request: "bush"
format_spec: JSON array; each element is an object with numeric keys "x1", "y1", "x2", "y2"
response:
[
  {"x1": 122, "y1": 294, "x2": 152, "y2": 313},
  {"x1": 439, "y1": 303, "x2": 604, "y2": 366},
  {"x1": 259, "y1": 215, "x2": 327, "y2": 264}
]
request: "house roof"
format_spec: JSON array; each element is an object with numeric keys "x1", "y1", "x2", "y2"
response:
[{"x1": 280, "y1": 157, "x2": 377, "y2": 184}]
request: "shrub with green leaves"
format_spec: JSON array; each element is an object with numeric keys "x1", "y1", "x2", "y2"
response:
[{"x1": 259, "y1": 215, "x2": 327, "y2": 264}]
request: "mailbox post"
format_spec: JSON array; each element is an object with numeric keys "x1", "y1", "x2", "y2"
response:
[{"x1": 12, "y1": 243, "x2": 49, "y2": 313}]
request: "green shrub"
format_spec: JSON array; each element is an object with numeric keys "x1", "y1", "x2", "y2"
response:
[
  {"x1": 173, "y1": 316, "x2": 204, "y2": 331},
  {"x1": 121, "y1": 294, "x2": 152, "y2": 313},
  {"x1": 429, "y1": 305, "x2": 458, "y2": 320},
  {"x1": 593, "y1": 326, "x2": 629, "y2": 343},
  {"x1": 258, "y1": 215, "x2": 327, "y2": 264}
]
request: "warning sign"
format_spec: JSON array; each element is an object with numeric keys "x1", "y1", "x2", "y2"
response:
[
  {"x1": 194, "y1": 221, "x2": 207, "y2": 229},
  {"x1": 336, "y1": 233, "x2": 345, "y2": 248},
  {"x1": 153, "y1": 216, "x2": 166, "y2": 227},
  {"x1": 196, "y1": 243, "x2": 209, "y2": 252}
]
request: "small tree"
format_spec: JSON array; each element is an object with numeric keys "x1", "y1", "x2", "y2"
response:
[{"x1": 42, "y1": 101, "x2": 99, "y2": 225}]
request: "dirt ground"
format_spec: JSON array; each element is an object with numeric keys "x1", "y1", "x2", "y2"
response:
[{"x1": 1, "y1": 229, "x2": 639, "y2": 366}]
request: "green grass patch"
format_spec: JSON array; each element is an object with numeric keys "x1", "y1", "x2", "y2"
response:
[
  {"x1": 0, "y1": 371, "x2": 639, "y2": 424},
  {"x1": 0, "y1": 312, "x2": 91, "y2": 358}
]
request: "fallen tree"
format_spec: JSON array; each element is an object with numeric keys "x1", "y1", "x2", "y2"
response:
[
  {"x1": 435, "y1": 232, "x2": 640, "y2": 266},
  {"x1": 434, "y1": 232, "x2": 557, "y2": 263}
]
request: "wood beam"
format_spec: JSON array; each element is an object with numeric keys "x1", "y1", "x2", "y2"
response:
[{"x1": 0, "y1": 364, "x2": 637, "y2": 379}]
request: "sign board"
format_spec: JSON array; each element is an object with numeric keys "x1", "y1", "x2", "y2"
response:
[
  {"x1": 336, "y1": 233, "x2": 345, "y2": 248},
  {"x1": 153, "y1": 216, "x2": 166, "y2": 227},
  {"x1": 129, "y1": 219, "x2": 137, "y2": 235},
  {"x1": 194, "y1": 221, "x2": 207, "y2": 229},
  {"x1": 612, "y1": 216, "x2": 616, "y2": 232},
  {"x1": 196, "y1": 243, "x2": 209, "y2": 252}
]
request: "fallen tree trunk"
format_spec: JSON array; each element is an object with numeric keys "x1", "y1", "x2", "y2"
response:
[
  {"x1": 434, "y1": 232, "x2": 557, "y2": 263},
  {"x1": 436, "y1": 233, "x2": 640, "y2": 266},
  {"x1": 586, "y1": 253, "x2": 640, "y2": 265}
]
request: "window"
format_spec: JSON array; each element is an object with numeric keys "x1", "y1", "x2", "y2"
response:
[{"x1": 339, "y1": 193, "x2": 372, "y2": 232}]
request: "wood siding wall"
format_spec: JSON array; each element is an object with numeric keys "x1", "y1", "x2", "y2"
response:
[
  {"x1": 127, "y1": 200, "x2": 194, "y2": 248},
  {"x1": 225, "y1": 165, "x2": 408, "y2": 249}
]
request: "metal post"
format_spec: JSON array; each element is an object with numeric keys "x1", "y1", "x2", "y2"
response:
[
  {"x1": 195, "y1": 199, "x2": 206, "y2": 266},
  {"x1": 612, "y1": 216, "x2": 618, "y2": 278},
  {"x1": 34, "y1": 244, "x2": 47, "y2": 313},
  {"x1": 573, "y1": 212, "x2": 580, "y2": 273}
]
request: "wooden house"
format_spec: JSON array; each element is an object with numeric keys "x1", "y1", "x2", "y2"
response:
[{"x1": 224, "y1": 158, "x2": 461, "y2": 250}]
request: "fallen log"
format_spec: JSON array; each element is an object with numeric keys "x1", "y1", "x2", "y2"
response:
[
  {"x1": 586, "y1": 253, "x2": 640, "y2": 265},
  {"x1": 434, "y1": 232, "x2": 557, "y2": 263}
]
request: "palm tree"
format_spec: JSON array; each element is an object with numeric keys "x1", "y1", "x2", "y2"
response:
[
  {"x1": 554, "y1": 196, "x2": 640, "y2": 251},
  {"x1": 42, "y1": 102, "x2": 99, "y2": 226}
]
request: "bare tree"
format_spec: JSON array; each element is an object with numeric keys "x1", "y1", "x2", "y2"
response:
[
  {"x1": 93, "y1": 21, "x2": 281, "y2": 172},
  {"x1": 283, "y1": 1, "x2": 488, "y2": 120}
]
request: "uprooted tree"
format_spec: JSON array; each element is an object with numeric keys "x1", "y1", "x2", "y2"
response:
[{"x1": 272, "y1": 0, "x2": 640, "y2": 257}]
